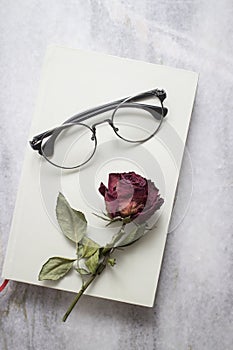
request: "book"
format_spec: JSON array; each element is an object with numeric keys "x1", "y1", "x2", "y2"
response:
[{"x1": 2, "y1": 46, "x2": 198, "y2": 307}]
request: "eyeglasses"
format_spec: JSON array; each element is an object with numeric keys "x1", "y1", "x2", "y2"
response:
[{"x1": 30, "y1": 88, "x2": 168, "y2": 169}]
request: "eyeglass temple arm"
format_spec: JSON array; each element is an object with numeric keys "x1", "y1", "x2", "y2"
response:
[
  {"x1": 65, "y1": 102, "x2": 167, "y2": 125},
  {"x1": 64, "y1": 89, "x2": 166, "y2": 124}
]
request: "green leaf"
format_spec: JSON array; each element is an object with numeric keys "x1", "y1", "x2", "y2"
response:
[
  {"x1": 56, "y1": 192, "x2": 87, "y2": 243},
  {"x1": 107, "y1": 258, "x2": 116, "y2": 267},
  {"x1": 38, "y1": 257, "x2": 76, "y2": 281},
  {"x1": 85, "y1": 250, "x2": 99, "y2": 274},
  {"x1": 80, "y1": 236, "x2": 100, "y2": 258},
  {"x1": 76, "y1": 268, "x2": 91, "y2": 276},
  {"x1": 117, "y1": 224, "x2": 147, "y2": 247}
]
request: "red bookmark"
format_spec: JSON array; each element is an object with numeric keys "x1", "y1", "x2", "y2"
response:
[{"x1": 0, "y1": 279, "x2": 9, "y2": 292}]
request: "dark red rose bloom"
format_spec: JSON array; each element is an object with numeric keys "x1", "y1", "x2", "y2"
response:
[{"x1": 99, "y1": 172, "x2": 164, "y2": 223}]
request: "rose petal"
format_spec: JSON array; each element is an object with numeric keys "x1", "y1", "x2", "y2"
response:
[
  {"x1": 99, "y1": 182, "x2": 107, "y2": 197},
  {"x1": 123, "y1": 172, "x2": 147, "y2": 186},
  {"x1": 116, "y1": 178, "x2": 135, "y2": 212},
  {"x1": 135, "y1": 180, "x2": 163, "y2": 223},
  {"x1": 108, "y1": 173, "x2": 122, "y2": 192},
  {"x1": 105, "y1": 192, "x2": 120, "y2": 218}
]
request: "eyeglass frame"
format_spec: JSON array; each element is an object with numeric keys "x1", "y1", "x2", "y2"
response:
[{"x1": 30, "y1": 88, "x2": 168, "y2": 169}]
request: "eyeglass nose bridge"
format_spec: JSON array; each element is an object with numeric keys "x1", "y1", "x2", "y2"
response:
[{"x1": 91, "y1": 118, "x2": 119, "y2": 139}]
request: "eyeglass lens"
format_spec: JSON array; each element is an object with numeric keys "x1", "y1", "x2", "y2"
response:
[
  {"x1": 112, "y1": 100, "x2": 163, "y2": 142},
  {"x1": 41, "y1": 123, "x2": 96, "y2": 169}
]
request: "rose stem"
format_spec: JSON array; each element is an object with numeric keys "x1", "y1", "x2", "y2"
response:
[
  {"x1": 62, "y1": 223, "x2": 126, "y2": 322},
  {"x1": 62, "y1": 273, "x2": 97, "y2": 322},
  {"x1": 62, "y1": 252, "x2": 111, "y2": 322}
]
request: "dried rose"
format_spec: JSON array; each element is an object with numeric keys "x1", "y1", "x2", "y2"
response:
[{"x1": 99, "y1": 172, "x2": 164, "y2": 224}]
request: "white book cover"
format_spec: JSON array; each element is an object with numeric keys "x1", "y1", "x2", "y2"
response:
[{"x1": 2, "y1": 46, "x2": 198, "y2": 307}]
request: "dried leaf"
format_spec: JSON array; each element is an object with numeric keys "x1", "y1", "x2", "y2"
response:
[
  {"x1": 56, "y1": 193, "x2": 87, "y2": 243},
  {"x1": 80, "y1": 236, "x2": 100, "y2": 258},
  {"x1": 85, "y1": 250, "x2": 99, "y2": 274},
  {"x1": 107, "y1": 258, "x2": 116, "y2": 267},
  {"x1": 38, "y1": 257, "x2": 76, "y2": 281},
  {"x1": 76, "y1": 268, "x2": 91, "y2": 276},
  {"x1": 117, "y1": 224, "x2": 147, "y2": 247}
]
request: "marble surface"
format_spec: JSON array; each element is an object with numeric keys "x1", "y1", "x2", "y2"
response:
[{"x1": 0, "y1": 1, "x2": 232, "y2": 349}]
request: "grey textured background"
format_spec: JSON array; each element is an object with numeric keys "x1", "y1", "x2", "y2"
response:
[{"x1": 0, "y1": 1, "x2": 232, "y2": 349}]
